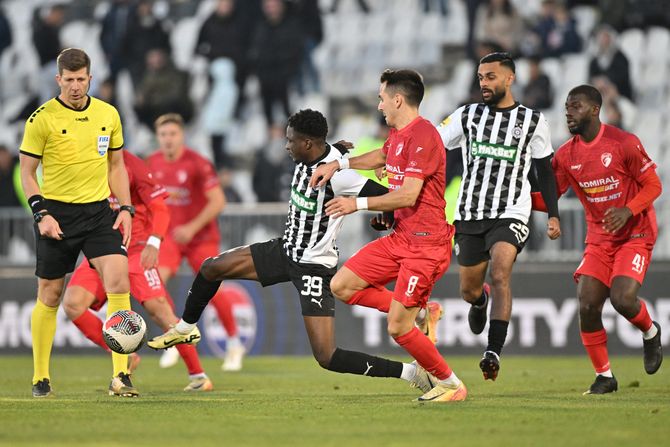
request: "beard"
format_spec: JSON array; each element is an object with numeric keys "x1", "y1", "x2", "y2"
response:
[
  {"x1": 567, "y1": 121, "x2": 585, "y2": 135},
  {"x1": 481, "y1": 86, "x2": 506, "y2": 106}
]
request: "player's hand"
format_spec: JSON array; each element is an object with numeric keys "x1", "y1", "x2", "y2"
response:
[
  {"x1": 333, "y1": 140, "x2": 354, "y2": 152},
  {"x1": 173, "y1": 224, "x2": 196, "y2": 244},
  {"x1": 370, "y1": 212, "x2": 394, "y2": 231},
  {"x1": 38, "y1": 215, "x2": 64, "y2": 240},
  {"x1": 113, "y1": 210, "x2": 132, "y2": 247},
  {"x1": 603, "y1": 206, "x2": 633, "y2": 233},
  {"x1": 374, "y1": 167, "x2": 387, "y2": 180},
  {"x1": 140, "y1": 244, "x2": 159, "y2": 270},
  {"x1": 546, "y1": 216, "x2": 561, "y2": 240},
  {"x1": 309, "y1": 161, "x2": 339, "y2": 188},
  {"x1": 325, "y1": 196, "x2": 357, "y2": 218}
]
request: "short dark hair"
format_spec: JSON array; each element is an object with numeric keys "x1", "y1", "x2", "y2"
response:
[
  {"x1": 479, "y1": 52, "x2": 516, "y2": 73},
  {"x1": 155, "y1": 113, "x2": 185, "y2": 129},
  {"x1": 568, "y1": 84, "x2": 603, "y2": 107},
  {"x1": 380, "y1": 69, "x2": 424, "y2": 107},
  {"x1": 57, "y1": 48, "x2": 91, "y2": 75},
  {"x1": 287, "y1": 109, "x2": 328, "y2": 140}
]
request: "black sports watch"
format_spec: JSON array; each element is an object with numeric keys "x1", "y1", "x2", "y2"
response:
[
  {"x1": 119, "y1": 205, "x2": 135, "y2": 218},
  {"x1": 33, "y1": 211, "x2": 49, "y2": 223}
]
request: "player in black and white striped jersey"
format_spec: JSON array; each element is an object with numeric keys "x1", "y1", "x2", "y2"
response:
[{"x1": 438, "y1": 52, "x2": 561, "y2": 380}]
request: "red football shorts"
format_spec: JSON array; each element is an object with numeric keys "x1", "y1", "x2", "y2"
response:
[
  {"x1": 344, "y1": 232, "x2": 452, "y2": 307},
  {"x1": 69, "y1": 249, "x2": 167, "y2": 310},
  {"x1": 574, "y1": 239, "x2": 654, "y2": 287},
  {"x1": 158, "y1": 237, "x2": 220, "y2": 275}
]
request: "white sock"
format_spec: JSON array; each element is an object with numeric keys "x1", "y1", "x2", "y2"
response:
[
  {"x1": 175, "y1": 319, "x2": 196, "y2": 334},
  {"x1": 597, "y1": 369, "x2": 613, "y2": 378},
  {"x1": 227, "y1": 336, "x2": 242, "y2": 349},
  {"x1": 189, "y1": 373, "x2": 207, "y2": 380},
  {"x1": 643, "y1": 323, "x2": 658, "y2": 340},
  {"x1": 439, "y1": 372, "x2": 461, "y2": 388},
  {"x1": 400, "y1": 362, "x2": 417, "y2": 382},
  {"x1": 416, "y1": 308, "x2": 427, "y2": 322}
]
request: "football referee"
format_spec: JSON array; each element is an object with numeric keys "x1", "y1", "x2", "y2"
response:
[{"x1": 19, "y1": 48, "x2": 136, "y2": 398}]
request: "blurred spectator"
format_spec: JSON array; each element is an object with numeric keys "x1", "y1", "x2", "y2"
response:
[
  {"x1": 202, "y1": 59, "x2": 238, "y2": 170},
  {"x1": 96, "y1": 78, "x2": 119, "y2": 108},
  {"x1": 597, "y1": 0, "x2": 627, "y2": 32},
  {"x1": 219, "y1": 169, "x2": 243, "y2": 203},
  {"x1": 32, "y1": 4, "x2": 66, "y2": 104},
  {"x1": 422, "y1": 0, "x2": 449, "y2": 16},
  {"x1": 475, "y1": 0, "x2": 523, "y2": 53},
  {"x1": 522, "y1": 57, "x2": 554, "y2": 110},
  {"x1": 99, "y1": 0, "x2": 132, "y2": 82},
  {"x1": 121, "y1": 0, "x2": 171, "y2": 90},
  {"x1": 253, "y1": 125, "x2": 294, "y2": 202},
  {"x1": 591, "y1": 75, "x2": 636, "y2": 131},
  {"x1": 588, "y1": 25, "x2": 633, "y2": 101},
  {"x1": 0, "y1": 5, "x2": 12, "y2": 58},
  {"x1": 533, "y1": 0, "x2": 582, "y2": 58},
  {"x1": 195, "y1": 0, "x2": 251, "y2": 118},
  {"x1": 0, "y1": 145, "x2": 22, "y2": 208},
  {"x1": 465, "y1": 0, "x2": 484, "y2": 58},
  {"x1": 329, "y1": 0, "x2": 370, "y2": 14},
  {"x1": 249, "y1": 0, "x2": 304, "y2": 127},
  {"x1": 134, "y1": 49, "x2": 193, "y2": 130},
  {"x1": 293, "y1": 0, "x2": 323, "y2": 95}
]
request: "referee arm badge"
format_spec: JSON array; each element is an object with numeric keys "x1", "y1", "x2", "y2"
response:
[{"x1": 97, "y1": 135, "x2": 110, "y2": 156}]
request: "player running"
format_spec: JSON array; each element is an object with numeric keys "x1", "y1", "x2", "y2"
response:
[
  {"x1": 62, "y1": 151, "x2": 214, "y2": 394},
  {"x1": 532, "y1": 84, "x2": 663, "y2": 394},
  {"x1": 147, "y1": 109, "x2": 438, "y2": 396}
]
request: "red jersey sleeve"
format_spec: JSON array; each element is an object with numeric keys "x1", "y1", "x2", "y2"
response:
[
  {"x1": 404, "y1": 131, "x2": 439, "y2": 180},
  {"x1": 623, "y1": 134, "x2": 656, "y2": 181},
  {"x1": 196, "y1": 157, "x2": 221, "y2": 192},
  {"x1": 124, "y1": 152, "x2": 169, "y2": 206}
]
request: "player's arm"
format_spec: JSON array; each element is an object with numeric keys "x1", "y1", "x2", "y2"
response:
[
  {"x1": 603, "y1": 169, "x2": 662, "y2": 233},
  {"x1": 19, "y1": 153, "x2": 64, "y2": 240},
  {"x1": 139, "y1": 196, "x2": 170, "y2": 269},
  {"x1": 437, "y1": 106, "x2": 466, "y2": 150},
  {"x1": 310, "y1": 148, "x2": 386, "y2": 188},
  {"x1": 108, "y1": 149, "x2": 133, "y2": 246},
  {"x1": 173, "y1": 185, "x2": 225, "y2": 245},
  {"x1": 325, "y1": 176, "x2": 423, "y2": 218},
  {"x1": 533, "y1": 155, "x2": 561, "y2": 240}
]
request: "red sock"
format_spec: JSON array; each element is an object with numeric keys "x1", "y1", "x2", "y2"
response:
[
  {"x1": 580, "y1": 329, "x2": 610, "y2": 373},
  {"x1": 394, "y1": 327, "x2": 453, "y2": 380},
  {"x1": 210, "y1": 290, "x2": 238, "y2": 337},
  {"x1": 628, "y1": 300, "x2": 653, "y2": 332},
  {"x1": 72, "y1": 310, "x2": 110, "y2": 352},
  {"x1": 175, "y1": 343, "x2": 204, "y2": 375},
  {"x1": 346, "y1": 287, "x2": 392, "y2": 313}
]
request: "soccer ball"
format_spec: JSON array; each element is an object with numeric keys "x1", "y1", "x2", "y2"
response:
[{"x1": 102, "y1": 310, "x2": 147, "y2": 354}]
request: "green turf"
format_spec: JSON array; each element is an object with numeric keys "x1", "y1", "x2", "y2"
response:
[{"x1": 0, "y1": 355, "x2": 668, "y2": 447}]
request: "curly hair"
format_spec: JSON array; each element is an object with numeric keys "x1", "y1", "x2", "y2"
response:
[{"x1": 287, "y1": 109, "x2": 328, "y2": 140}]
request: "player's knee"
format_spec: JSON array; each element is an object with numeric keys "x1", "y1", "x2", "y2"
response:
[
  {"x1": 62, "y1": 298, "x2": 85, "y2": 319},
  {"x1": 200, "y1": 257, "x2": 220, "y2": 281},
  {"x1": 489, "y1": 267, "x2": 509, "y2": 290},
  {"x1": 329, "y1": 276, "x2": 350, "y2": 301},
  {"x1": 387, "y1": 320, "x2": 410, "y2": 338},
  {"x1": 460, "y1": 284, "x2": 481, "y2": 303},
  {"x1": 609, "y1": 290, "x2": 635, "y2": 314},
  {"x1": 579, "y1": 299, "x2": 601, "y2": 318}
]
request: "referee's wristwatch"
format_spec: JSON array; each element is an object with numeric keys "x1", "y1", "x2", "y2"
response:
[
  {"x1": 33, "y1": 211, "x2": 49, "y2": 223},
  {"x1": 119, "y1": 205, "x2": 135, "y2": 218}
]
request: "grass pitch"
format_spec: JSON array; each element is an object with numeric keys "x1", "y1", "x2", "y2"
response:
[{"x1": 0, "y1": 355, "x2": 668, "y2": 447}]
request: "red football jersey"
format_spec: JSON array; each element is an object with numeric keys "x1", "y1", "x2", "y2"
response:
[
  {"x1": 109, "y1": 152, "x2": 168, "y2": 249},
  {"x1": 553, "y1": 124, "x2": 658, "y2": 245},
  {"x1": 146, "y1": 147, "x2": 221, "y2": 244},
  {"x1": 381, "y1": 116, "x2": 454, "y2": 245}
]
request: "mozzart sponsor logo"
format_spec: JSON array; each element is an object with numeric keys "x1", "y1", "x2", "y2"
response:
[
  {"x1": 291, "y1": 188, "x2": 317, "y2": 214},
  {"x1": 352, "y1": 298, "x2": 670, "y2": 349},
  {"x1": 471, "y1": 141, "x2": 518, "y2": 162}
]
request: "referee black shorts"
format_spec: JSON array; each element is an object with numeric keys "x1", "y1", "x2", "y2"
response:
[
  {"x1": 250, "y1": 238, "x2": 336, "y2": 317},
  {"x1": 35, "y1": 199, "x2": 126, "y2": 279},
  {"x1": 454, "y1": 218, "x2": 530, "y2": 266}
]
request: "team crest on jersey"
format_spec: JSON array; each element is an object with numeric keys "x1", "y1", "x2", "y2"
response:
[
  {"x1": 601, "y1": 152, "x2": 612, "y2": 167},
  {"x1": 395, "y1": 143, "x2": 404, "y2": 156},
  {"x1": 177, "y1": 170, "x2": 188, "y2": 184},
  {"x1": 97, "y1": 135, "x2": 110, "y2": 156},
  {"x1": 513, "y1": 125, "x2": 523, "y2": 139}
]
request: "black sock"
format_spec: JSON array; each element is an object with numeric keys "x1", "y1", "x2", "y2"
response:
[
  {"x1": 486, "y1": 319, "x2": 509, "y2": 356},
  {"x1": 473, "y1": 288, "x2": 488, "y2": 307},
  {"x1": 182, "y1": 272, "x2": 222, "y2": 324},
  {"x1": 327, "y1": 348, "x2": 403, "y2": 378}
]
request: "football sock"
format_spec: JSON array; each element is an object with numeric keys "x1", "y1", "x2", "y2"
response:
[
  {"x1": 176, "y1": 343, "x2": 204, "y2": 375},
  {"x1": 628, "y1": 300, "x2": 655, "y2": 336},
  {"x1": 210, "y1": 290, "x2": 239, "y2": 337},
  {"x1": 473, "y1": 288, "x2": 488, "y2": 308},
  {"x1": 400, "y1": 362, "x2": 417, "y2": 381},
  {"x1": 327, "y1": 348, "x2": 403, "y2": 378},
  {"x1": 31, "y1": 299, "x2": 58, "y2": 384},
  {"x1": 486, "y1": 319, "x2": 509, "y2": 356},
  {"x1": 175, "y1": 319, "x2": 196, "y2": 334},
  {"x1": 227, "y1": 336, "x2": 242, "y2": 349},
  {"x1": 182, "y1": 272, "x2": 222, "y2": 324},
  {"x1": 580, "y1": 329, "x2": 611, "y2": 374},
  {"x1": 106, "y1": 292, "x2": 130, "y2": 376},
  {"x1": 345, "y1": 287, "x2": 392, "y2": 313},
  {"x1": 189, "y1": 373, "x2": 207, "y2": 380},
  {"x1": 597, "y1": 369, "x2": 614, "y2": 378},
  {"x1": 72, "y1": 309, "x2": 109, "y2": 351},
  {"x1": 394, "y1": 327, "x2": 453, "y2": 380},
  {"x1": 438, "y1": 371, "x2": 462, "y2": 388}
]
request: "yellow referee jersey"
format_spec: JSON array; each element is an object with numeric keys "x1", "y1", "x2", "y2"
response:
[{"x1": 20, "y1": 96, "x2": 124, "y2": 203}]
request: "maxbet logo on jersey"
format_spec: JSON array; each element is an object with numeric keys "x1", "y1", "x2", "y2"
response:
[
  {"x1": 471, "y1": 141, "x2": 518, "y2": 162},
  {"x1": 291, "y1": 188, "x2": 317, "y2": 214}
]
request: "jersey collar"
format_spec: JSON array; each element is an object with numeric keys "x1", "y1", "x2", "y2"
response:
[
  {"x1": 306, "y1": 144, "x2": 331, "y2": 167},
  {"x1": 488, "y1": 101, "x2": 520, "y2": 112},
  {"x1": 56, "y1": 95, "x2": 92, "y2": 111},
  {"x1": 576, "y1": 123, "x2": 605, "y2": 147}
]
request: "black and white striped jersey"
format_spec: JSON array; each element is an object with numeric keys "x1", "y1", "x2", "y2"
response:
[
  {"x1": 282, "y1": 144, "x2": 367, "y2": 268},
  {"x1": 438, "y1": 102, "x2": 553, "y2": 224}
]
